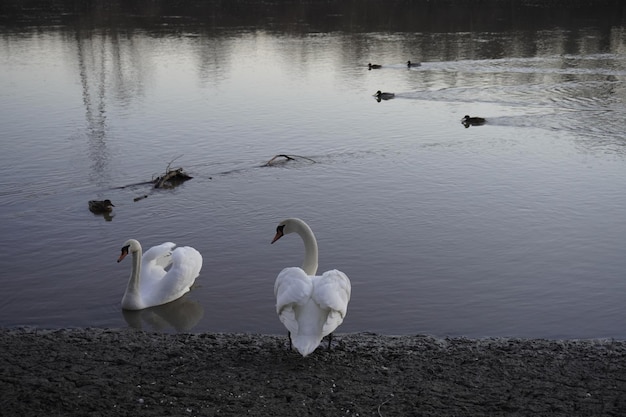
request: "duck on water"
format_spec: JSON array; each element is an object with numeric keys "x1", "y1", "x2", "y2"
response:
[{"x1": 461, "y1": 115, "x2": 486, "y2": 127}]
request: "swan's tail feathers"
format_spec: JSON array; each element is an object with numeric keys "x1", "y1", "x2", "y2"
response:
[{"x1": 291, "y1": 335, "x2": 322, "y2": 357}]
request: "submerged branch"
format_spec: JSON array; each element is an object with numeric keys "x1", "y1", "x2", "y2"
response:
[
  {"x1": 263, "y1": 154, "x2": 316, "y2": 167},
  {"x1": 153, "y1": 167, "x2": 193, "y2": 189}
]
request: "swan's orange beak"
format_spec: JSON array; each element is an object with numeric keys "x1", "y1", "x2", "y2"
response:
[
  {"x1": 117, "y1": 247, "x2": 129, "y2": 263},
  {"x1": 271, "y1": 224, "x2": 286, "y2": 244},
  {"x1": 271, "y1": 230, "x2": 284, "y2": 244}
]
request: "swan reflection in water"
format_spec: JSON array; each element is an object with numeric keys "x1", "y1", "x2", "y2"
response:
[{"x1": 122, "y1": 295, "x2": 204, "y2": 332}]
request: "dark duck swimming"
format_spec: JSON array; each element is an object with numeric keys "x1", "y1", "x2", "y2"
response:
[{"x1": 461, "y1": 115, "x2": 486, "y2": 127}]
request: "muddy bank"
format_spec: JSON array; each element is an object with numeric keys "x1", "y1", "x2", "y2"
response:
[{"x1": 1, "y1": 328, "x2": 625, "y2": 416}]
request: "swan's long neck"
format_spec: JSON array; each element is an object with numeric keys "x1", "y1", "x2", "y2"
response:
[
  {"x1": 295, "y1": 221, "x2": 318, "y2": 276},
  {"x1": 126, "y1": 247, "x2": 142, "y2": 295}
]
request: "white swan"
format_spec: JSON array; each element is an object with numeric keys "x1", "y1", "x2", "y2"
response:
[
  {"x1": 117, "y1": 239, "x2": 203, "y2": 310},
  {"x1": 271, "y1": 218, "x2": 352, "y2": 357}
]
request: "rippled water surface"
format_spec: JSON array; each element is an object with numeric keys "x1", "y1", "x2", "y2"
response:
[{"x1": 1, "y1": 2, "x2": 625, "y2": 338}]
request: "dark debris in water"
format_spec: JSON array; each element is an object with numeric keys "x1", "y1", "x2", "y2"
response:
[
  {"x1": 263, "y1": 154, "x2": 316, "y2": 167},
  {"x1": 152, "y1": 167, "x2": 193, "y2": 189}
]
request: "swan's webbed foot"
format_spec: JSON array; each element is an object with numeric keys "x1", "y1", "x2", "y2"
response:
[{"x1": 327, "y1": 333, "x2": 333, "y2": 351}]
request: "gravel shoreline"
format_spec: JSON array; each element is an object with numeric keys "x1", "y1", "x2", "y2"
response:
[{"x1": 2, "y1": 328, "x2": 625, "y2": 416}]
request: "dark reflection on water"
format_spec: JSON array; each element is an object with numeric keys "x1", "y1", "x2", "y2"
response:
[
  {"x1": 2, "y1": 0, "x2": 624, "y2": 33},
  {"x1": 3, "y1": 1, "x2": 624, "y2": 73}
]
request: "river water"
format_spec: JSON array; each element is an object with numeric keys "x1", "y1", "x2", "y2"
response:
[{"x1": 1, "y1": 1, "x2": 625, "y2": 338}]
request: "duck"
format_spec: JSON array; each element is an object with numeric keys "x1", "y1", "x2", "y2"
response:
[
  {"x1": 271, "y1": 218, "x2": 352, "y2": 357},
  {"x1": 407, "y1": 60, "x2": 421, "y2": 68},
  {"x1": 117, "y1": 239, "x2": 203, "y2": 310},
  {"x1": 374, "y1": 90, "x2": 395, "y2": 101},
  {"x1": 368, "y1": 63, "x2": 382, "y2": 70},
  {"x1": 88, "y1": 199, "x2": 115, "y2": 213},
  {"x1": 461, "y1": 115, "x2": 486, "y2": 127}
]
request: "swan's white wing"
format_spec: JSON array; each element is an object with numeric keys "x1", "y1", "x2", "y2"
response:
[
  {"x1": 161, "y1": 246, "x2": 203, "y2": 294},
  {"x1": 312, "y1": 269, "x2": 352, "y2": 337},
  {"x1": 274, "y1": 267, "x2": 313, "y2": 335},
  {"x1": 142, "y1": 245, "x2": 202, "y2": 307},
  {"x1": 140, "y1": 243, "x2": 175, "y2": 289},
  {"x1": 169, "y1": 246, "x2": 203, "y2": 282},
  {"x1": 142, "y1": 242, "x2": 176, "y2": 269}
]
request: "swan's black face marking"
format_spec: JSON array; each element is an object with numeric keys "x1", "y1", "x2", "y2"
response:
[
  {"x1": 117, "y1": 245, "x2": 130, "y2": 263},
  {"x1": 271, "y1": 225, "x2": 285, "y2": 244}
]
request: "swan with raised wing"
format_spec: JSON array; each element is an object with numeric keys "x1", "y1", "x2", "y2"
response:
[
  {"x1": 271, "y1": 218, "x2": 352, "y2": 357},
  {"x1": 117, "y1": 239, "x2": 203, "y2": 310}
]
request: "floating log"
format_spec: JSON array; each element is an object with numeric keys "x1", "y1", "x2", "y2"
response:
[{"x1": 153, "y1": 168, "x2": 193, "y2": 189}]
